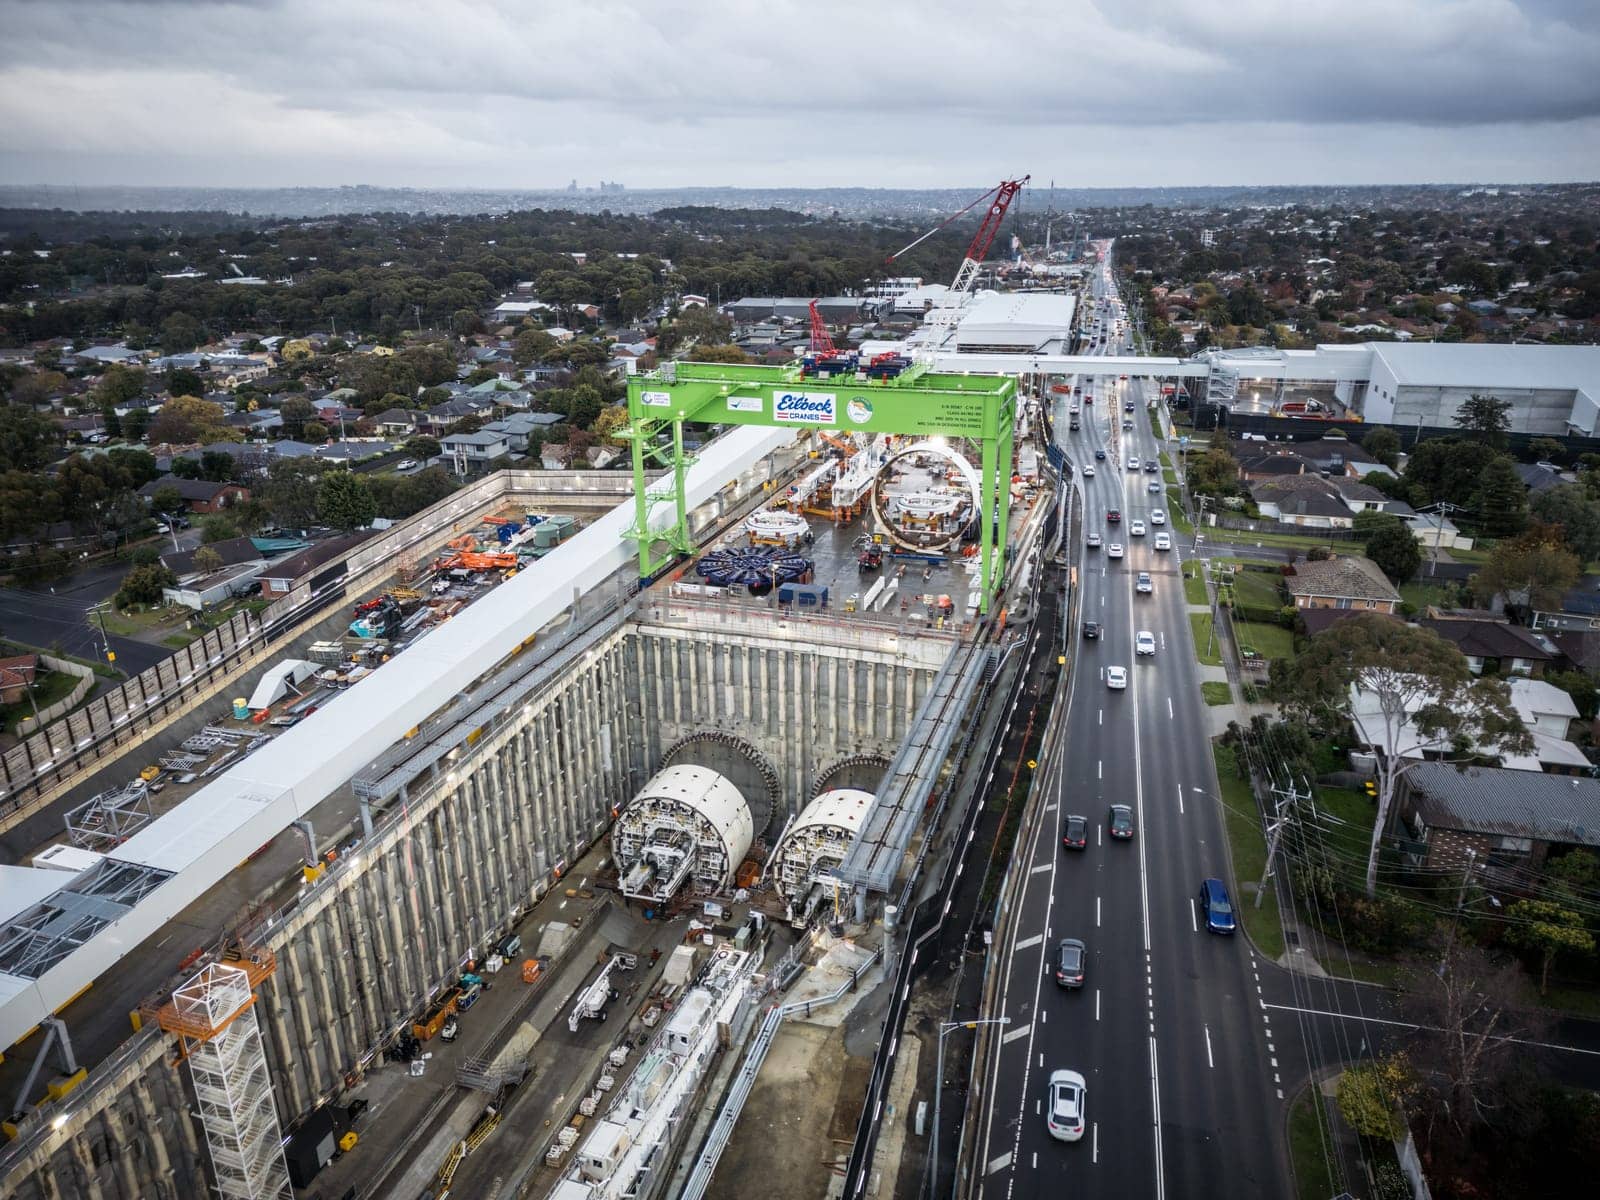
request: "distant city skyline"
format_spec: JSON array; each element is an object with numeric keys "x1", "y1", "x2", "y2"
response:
[{"x1": 1, "y1": 0, "x2": 1596, "y2": 189}]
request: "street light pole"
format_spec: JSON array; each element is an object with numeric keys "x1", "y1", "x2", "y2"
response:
[{"x1": 931, "y1": 1016, "x2": 1010, "y2": 1200}]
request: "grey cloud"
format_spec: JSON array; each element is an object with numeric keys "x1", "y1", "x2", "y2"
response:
[{"x1": 0, "y1": 0, "x2": 1595, "y2": 186}]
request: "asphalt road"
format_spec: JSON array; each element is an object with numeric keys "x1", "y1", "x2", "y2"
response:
[
  {"x1": 970, "y1": 248, "x2": 1294, "y2": 1200},
  {"x1": 0, "y1": 531, "x2": 201, "y2": 677}
]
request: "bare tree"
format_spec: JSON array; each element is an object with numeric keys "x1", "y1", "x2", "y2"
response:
[{"x1": 1398, "y1": 939, "x2": 1549, "y2": 1136}]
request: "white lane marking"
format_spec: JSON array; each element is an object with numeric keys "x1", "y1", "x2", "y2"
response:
[
  {"x1": 1093, "y1": 1121, "x2": 1099, "y2": 1164},
  {"x1": 1098, "y1": 709, "x2": 1103, "y2": 726},
  {"x1": 1002, "y1": 1023, "x2": 1032, "y2": 1045},
  {"x1": 1031, "y1": 862, "x2": 1052, "y2": 875},
  {"x1": 1167, "y1": 697, "x2": 1174, "y2": 720},
  {"x1": 1189, "y1": 898, "x2": 1197, "y2": 933},
  {"x1": 1014, "y1": 934, "x2": 1043, "y2": 952},
  {"x1": 1097, "y1": 824, "x2": 1103, "y2": 847},
  {"x1": 1149, "y1": 1036, "x2": 1166, "y2": 1198},
  {"x1": 1098, "y1": 760, "x2": 1103, "y2": 779},
  {"x1": 1204, "y1": 1025, "x2": 1214, "y2": 1069},
  {"x1": 1096, "y1": 896, "x2": 1102, "y2": 927},
  {"x1": 1177, "y1": 785, "x2": 1184, "y2": 815},
  {"x1": 1095, "y1": 989, "x2": 1101, "y2": 1021},
  {"x1": 986, "y1": 1152, "x2": 1013, "y2": 1175}
]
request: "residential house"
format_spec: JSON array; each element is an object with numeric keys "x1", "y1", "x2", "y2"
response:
[
  {"x1": 1513, "y1": 461, "x2": 1565, "y2": 496},
  {"x1": 439, "y1": 429, "x2": 513, "y2": 469},
  {"x1": 418, "y1": 398, "x2": 496, "y2": 435},
  {"x1": 540, "y1": 443, "x2": 574, "y2": 470},
  {"x1": 585, "y1": 445, "x2": 621, "y2": 469},
  {"x1": 269, "y1": 440, "x2": 325, "y2": 460},
  {"x1": 225, "y1": 410, "x2": 283, "y2": 437},
  {"x1": 490, "y1": 299, "x2": 551, "y2": 323},
  {"x1": 255, "y1": 533, "x2": 374, "y2": 600},
  {"x1": 1350, "y1": 669, "x2": 1588, "y2": 775},
  {"x1": 72, "y1": 344, "x2": 144, "y2": 367},
  {"x1": 0, "y1": 654, "x2": 40, "y2": 705},
  {"x1": 481, "y1": 413, "x2": 560, "y2": 454},
  {"x1": 137, "y1": 475, "x2": 250, "y2": 514},
  {"x1": 161, "y1": 562, "x2": 266, "y2": 611},
  {"x1": 1530, "y1": 578, "x2": 1600, "y2": 631},
  {"x1": 1405, "y1": 511, "x2": 1474, "y2": 553},
  {"x1": 1396, "y1": 761, "x2": 1600, "y2": 880},
  {"x1": 1419, "y1": 614, "x2": 1554, "y2": 677},
  {"x1": 214, "y1": 361, "x2": 269, "y2": 388},
  {"x1": 322, "y1": 388, "x2": 362, "y2": 408},
  {"x1": 160, "y1": 536, "x2": 267, "y2": 583},
  {"x1": 319, "y1": 441, "x2": 395, "y2": 467},
  {"x1": 1283, "y1": 555, "x2": 1402, "y2": 611},
  {"x1": 373, "y1": 408, "x2": 426, "y2": 438},
  {"x1": 1547, "y1": 629, "x2": 1600, "y2": 678},
  {"x1": 1250, "y1": 477, "x2": 1359, "y2": 528}
]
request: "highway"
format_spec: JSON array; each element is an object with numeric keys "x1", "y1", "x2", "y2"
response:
[{"x1": 968, "y1": 248, "x2": 1293, "y2": 1200}]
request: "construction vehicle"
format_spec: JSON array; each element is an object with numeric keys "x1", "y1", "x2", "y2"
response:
[
  {"x1": 858, "y1": 546, "x2": 883, "y2": 572},
  {"x1": 884, "y1": 175, "x2": 1029, "y2": 343},
  {"x1": 798, "y1": 300, "x2": 859, "y2": 378},
  {"x1": 412, "y1": 988, "x2": 461, "y2": 1041}
]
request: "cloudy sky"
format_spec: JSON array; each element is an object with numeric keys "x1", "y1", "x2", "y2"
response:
[{"x1": 2, "y1": 0, "x2": 1597, "y2": 188}]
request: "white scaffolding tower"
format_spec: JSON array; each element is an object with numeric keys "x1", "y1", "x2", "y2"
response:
[{"x1": 157, "y1": 954, "x2": 291, "y2": 1200}]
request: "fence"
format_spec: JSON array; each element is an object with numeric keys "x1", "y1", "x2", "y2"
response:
[
  {"x1": 12, "y1": 655, "x2": 97, "y2": 736},
  {"x1": 1209, "y1": 511, "x2": 1359, "y2": 540},
  {"x1": 0, "y1": 611, "x2": 259, "y2": 827}
]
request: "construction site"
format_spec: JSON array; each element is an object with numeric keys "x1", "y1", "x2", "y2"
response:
[{"x1": 0, "y1": 178, "x2": 1098, "y2": 1200}]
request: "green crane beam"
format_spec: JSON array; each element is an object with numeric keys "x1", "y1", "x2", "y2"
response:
[{"x1": 624, "y1": 362, "x2": 1016, "y2": 613}]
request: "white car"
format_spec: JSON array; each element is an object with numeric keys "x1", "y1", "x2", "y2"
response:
[
  {"x1": 1046, "y1": 1069, "x2": 1088, "y2": 1142},
  {"x1": 1154, "y1": 532, "x2": 1172, "y2": 551},
  {"x1": 1087, "y1": 532, "x2": 1102, "y2": 549},
  {"x1": 1082, "y1": 464, "x2": 1095, "y2": 477},
  {"x1": 1150, "y1": 509, "x2": 1166, "y2": 525},
  {"x1": 1136, "y1": 571, "x2": 1153, "y2": 594},
  {"x1": 1107, "y1": 543, "x2": 1124, "y2": 559},
  {"x1": 1127, "y1": 456, "x2": 1140, "y2": 470},
  {"x1": 1130, "y1": 520, "x2": 1146, "y2": 537},
  {"x1": 394, "y1": 458, "x2": 418, "y2": 471},
  {"x1": 1136, "y1": 631, "x2": 1156, "y2": 656},
  {"x1": 1105, "y1": 666, "x2": 1127, "y2": 691}
]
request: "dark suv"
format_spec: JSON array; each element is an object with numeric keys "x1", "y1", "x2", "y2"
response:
[
  {"x1": 1108, "y1": 804, "x2": 1135, "y2": 840},
  {"x1": 1082, "y1": 621, "x2": 1101, "y2": 640},
  {"x1": 1198, "y1": 878, "x2": 1237, "y2": 934},
  {"x1": 1055, "y1": 938, "x2": 1086, "y2": 988},
  {"x1": 1062, "y1": 815, "x2": 1088, "y2": 851}
]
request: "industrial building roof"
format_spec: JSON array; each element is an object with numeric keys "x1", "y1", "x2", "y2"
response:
[
  {"x1": 953, "y1": 293, "x2": 1075, "y2": 351},
  {"x1": 1370, "y1": 343, "x2": 1600, "y2": 392}
]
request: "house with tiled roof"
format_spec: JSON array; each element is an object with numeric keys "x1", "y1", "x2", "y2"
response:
[
  {"x1": 1283, "y1": 555, "x2": 1401, "y2": 612},
  {"x1": 1419, "y1": 615, "x2": 1554, "y2": 677}
]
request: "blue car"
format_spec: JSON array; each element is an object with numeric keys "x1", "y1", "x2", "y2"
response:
[{"x1": 1198, "y1": 878, "x2": 1236, "y2": 935}]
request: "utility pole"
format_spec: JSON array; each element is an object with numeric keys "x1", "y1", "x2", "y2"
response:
[
  {"x1": 1192, "y1": 494, "x2": 1211, "y2": 550},
  {"x1": 1419, "y1": 500, "x2": 1464, "y2": 577},
  {"x1": 1257, "y1": 777, "x2": 1308, "y2": 908}
]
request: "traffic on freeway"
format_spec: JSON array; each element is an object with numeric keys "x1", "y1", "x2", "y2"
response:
[{"x1": 969, "y1": 246, "x2": 1294, "y2": 1200}]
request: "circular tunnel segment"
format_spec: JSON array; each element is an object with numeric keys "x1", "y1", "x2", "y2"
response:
[
  {"x1": 869, "y1": 441, "x2": 982, "y2": 554},
  {"x1": 772, "y1": 788, "x2": 874, "y2": 927},
  {"x1": 611, "y1": 765, "x2": 753, "y2": 907}
]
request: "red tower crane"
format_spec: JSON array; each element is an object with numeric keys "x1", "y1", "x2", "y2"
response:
[
  {"x1": 807, "y1": 299, "x2": 835, "y2": 354},
  {"x1": 884, "y1": 175, "x2": 1030, "y2": 301}
]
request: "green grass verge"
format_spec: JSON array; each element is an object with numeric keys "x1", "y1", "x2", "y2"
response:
[
  {"x1": 1162, "y1": 469, "x2": 1178, "y2": 485},
  {"x1": 1213, "y1": 743, "x2": 1286, "y2": 960},
  {"x1": 1202, "y1": 681, "x2": 1232, "y2": 706},
  {"x1": 1182, "y1": 561, "x2": 1208, "y2": 605},
  {"x1": 1190, "y1": 613, "x2": 1222, "y2": 665},
  {"x1": 1399, "y1": 580, "x2": 1456, "y2": 610},
  {"x1": 1444, "y1": 545, "x2": 1492, "y2": 565},
  {"x1": 1287, "y1": 1086, "x2": 1339, "y2": 1200},
  {"x1": 1166, "y1": 488, "x2": 1193, "y2": 533},
  {"x1": 1233, "y1": 619, "x2": 1295, "y2": 661},
  {"x1": 1231, "y1": 567, "x2": 1285, "y2": 611}
]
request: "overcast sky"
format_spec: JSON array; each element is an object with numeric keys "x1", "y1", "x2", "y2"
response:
[{"x1": 2, "y1": 0, "x2": 1597, "y2": 189}]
